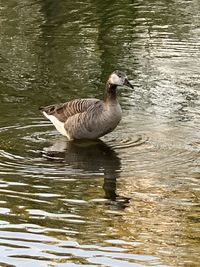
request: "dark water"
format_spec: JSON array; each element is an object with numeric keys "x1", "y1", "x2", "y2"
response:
[{"x1": 0, "y1": 0, "x2": 200, "y2": 266}]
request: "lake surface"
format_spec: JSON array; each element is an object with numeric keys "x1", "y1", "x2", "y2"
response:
[{"x1": 0, "y1": 0, "x2": 200, "y2": 266}]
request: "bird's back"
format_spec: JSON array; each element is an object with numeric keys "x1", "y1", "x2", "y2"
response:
[{"x1": 40, "y1": 98, "x2": 99, "y2": 122}]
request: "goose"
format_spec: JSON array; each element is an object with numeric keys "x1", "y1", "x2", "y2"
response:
[{"x1": 40, "y1": 70, "x2": 133, "y2": 140}]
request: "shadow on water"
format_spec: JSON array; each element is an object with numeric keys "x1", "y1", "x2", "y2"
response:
[{"x1": 43, "y1": 137, "x2": 130, "y2": 208}]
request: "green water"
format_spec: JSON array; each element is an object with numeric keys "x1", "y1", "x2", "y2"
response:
[{"x1": 0, "y1": 0, "x2": 200, "y2": 266}]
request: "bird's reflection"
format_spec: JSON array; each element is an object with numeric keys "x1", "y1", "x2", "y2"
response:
[{"x1": 43, "y1": 137, "x2": 130, "y2": 208}]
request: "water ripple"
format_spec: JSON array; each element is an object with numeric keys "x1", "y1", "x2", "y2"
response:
[
  {"x1": 0, "y1": 115, "x2": 198, "y2": 180},
  {"x1": 0, "y1": 0, "x2": 199, "y2": 266}
]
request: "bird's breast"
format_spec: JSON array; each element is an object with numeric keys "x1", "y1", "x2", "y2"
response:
[{"x1": 100, "y1": 102, "x2": 122, "y2": 130}]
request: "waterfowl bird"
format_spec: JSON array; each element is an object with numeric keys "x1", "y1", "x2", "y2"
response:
[{"x1": 40, "y1": 70, "x2": 133, "y2": 140}]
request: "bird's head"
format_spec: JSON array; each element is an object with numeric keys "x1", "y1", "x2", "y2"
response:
[{"x1": 108, "y1": 70, "x2": 133, "y2": 89}]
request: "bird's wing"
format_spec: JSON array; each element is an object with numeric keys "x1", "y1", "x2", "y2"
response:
[{"x1": 40, "y1": 98, "x2": 100, "y2": 122}]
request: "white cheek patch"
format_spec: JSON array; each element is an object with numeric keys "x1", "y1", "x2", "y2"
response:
[{"x1": 110, "y1": 73, "x2": 123, "y2": 85}]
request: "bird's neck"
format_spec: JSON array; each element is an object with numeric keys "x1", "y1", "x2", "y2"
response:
[{"x1": 103, "y1": 82, "x2": 118, "y2": 103}]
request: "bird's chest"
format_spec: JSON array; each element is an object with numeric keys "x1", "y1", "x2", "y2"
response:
[
  {"x1": 100, "y1": 102, "x2": 122, "y2": 130},
  {"x1": 106, "y1": 102, "x2": 122, "y2": 119}
]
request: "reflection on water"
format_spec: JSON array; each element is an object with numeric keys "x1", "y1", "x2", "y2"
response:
[
  {"x1": 0, "y1": 0, "x2": 200, "y2": 266},
  {"x1": 43, "y1": 138, "x2": 121, "y2": 176},
  {"x1": 43, "y1": 137, "x2": 130, "y2": 206}
]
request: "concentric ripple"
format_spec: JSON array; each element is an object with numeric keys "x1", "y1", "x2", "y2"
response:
[
  {"x1": 103, "y1": 133, "x2": 149, "y2": 149},
  {"x1": 0, "y1": 115, "x2": 199, "y2": 180},
  {"x1": 0, "y1": 117, "x2": 148, "y2": 178}
]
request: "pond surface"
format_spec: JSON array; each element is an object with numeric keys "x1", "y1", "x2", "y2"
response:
[{"x1": 0, "y1": 0, "x2": 200, "y2": 266}]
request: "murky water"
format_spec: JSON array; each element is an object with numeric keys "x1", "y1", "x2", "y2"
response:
[{"x1": 0, "y1": 0, "x2": 200, "y2": 266}]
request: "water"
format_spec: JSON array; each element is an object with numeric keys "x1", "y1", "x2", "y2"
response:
[{"x1": 0, "y1": 0, "x2": 200, "y2": 266}]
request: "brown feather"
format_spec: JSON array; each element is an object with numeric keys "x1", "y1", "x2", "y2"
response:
[{"x1": 40, "y1": 98, "x2": 99, "y2": 123}]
